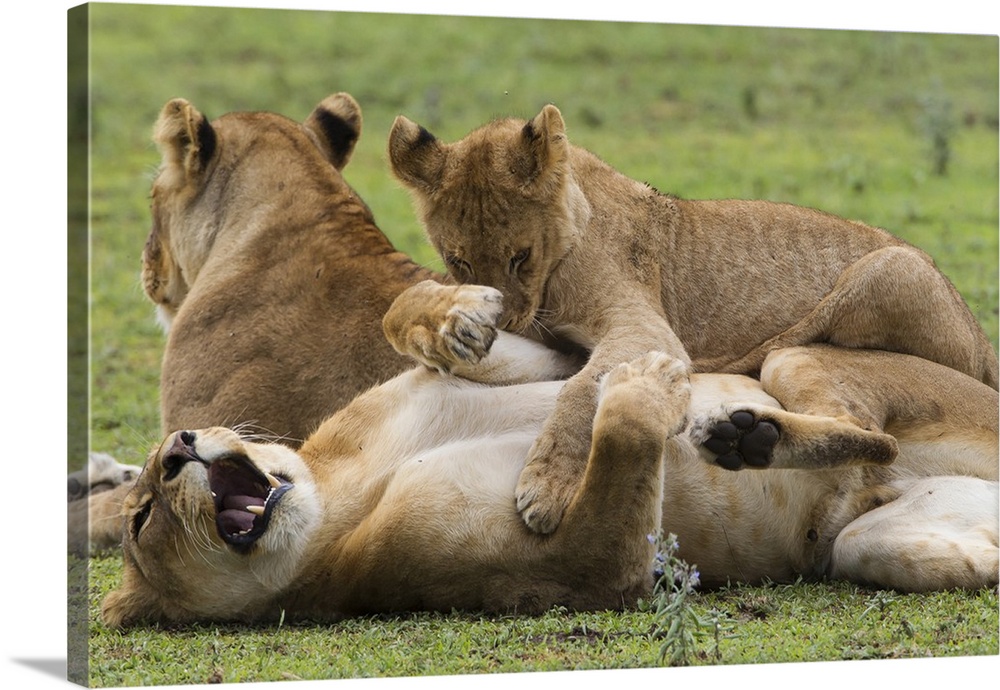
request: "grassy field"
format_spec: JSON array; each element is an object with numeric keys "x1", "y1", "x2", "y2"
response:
[{"x1": 75, "y1": 3, "x2": 998, "y2": 686}]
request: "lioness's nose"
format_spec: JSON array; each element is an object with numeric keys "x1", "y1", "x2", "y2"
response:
[{"x1": 162, "y1": 430, "x2": 201, "y2": 481}]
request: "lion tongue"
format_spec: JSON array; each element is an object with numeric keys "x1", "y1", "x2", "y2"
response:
[{"x1": 218, "y1": 494, "x2": 266, "y2": 535}]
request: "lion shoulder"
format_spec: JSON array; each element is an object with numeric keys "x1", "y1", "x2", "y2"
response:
[{"x1": 145, "y1": 94, "x2": 435, "y2": 442}]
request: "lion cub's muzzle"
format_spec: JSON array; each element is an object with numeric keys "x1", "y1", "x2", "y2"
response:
[
  {"x1": 164, "y1": 431, "x2": 294, "y2": 553},
  {"x1": 500, "y1": 306, "x2": 536, "y2": 334}
]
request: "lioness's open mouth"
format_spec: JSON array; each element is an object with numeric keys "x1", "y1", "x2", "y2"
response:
[{"x1": 208, "y1": 455, "x2": 292, "y2": 551}]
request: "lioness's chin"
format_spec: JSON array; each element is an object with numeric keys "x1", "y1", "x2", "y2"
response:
[
  {"x1": 176, "y1": 466, "x2": 321, "y2": 617},
  {"x1": 245, "y1": 478, "x2": 321, "y2": 580}
]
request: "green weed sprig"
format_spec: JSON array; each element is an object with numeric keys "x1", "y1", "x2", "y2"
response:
[{"x1": 645, "y1": 532, "x2": 732, "y2": 666}]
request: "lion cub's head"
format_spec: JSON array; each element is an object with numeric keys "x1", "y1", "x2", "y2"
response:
[
  {"x1": 388, "y1": 105, "x2": 591, "y2": 333},
  {"x1": 101, "y1": 428, "x2": 320, "y2": 628},
  {"x1": 143, "y1": 92, "x2": 364, "y2": 332}
]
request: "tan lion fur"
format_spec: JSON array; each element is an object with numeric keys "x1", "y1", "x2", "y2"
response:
[
  {"x1": 148, "y1": 93, "x2": 436, "y2": 438},
  {"x1": 71, "y1": 94, "x2": 437, "y2": 555},
  {"x1": 102, "y1": 284, "x2": 998, "y2": 627},
  {"x1": 387, "y1": 104, "x2": 999, "y2": 533}
]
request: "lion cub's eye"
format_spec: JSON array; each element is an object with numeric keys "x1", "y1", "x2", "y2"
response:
[
  {"x1": 444, "y1": 254, "x2": 473, "y2": 278},
  {"x1": 509, "y1": 248, "x2": 531, "y2": 274}
]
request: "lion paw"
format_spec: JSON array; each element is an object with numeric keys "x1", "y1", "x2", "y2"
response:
[
  {"x1": 514, "y1": 354, "x2": 691, "y2": 534},
  {"x1": 598, "y1": 352, "x2": 691, "y2": 439},
  {"x1": 515, "y1": 431, "x2": 586, "y2": 535},
  {"x1": 697, "y1": 409, "x2": 780, "y2": 471},
  {"x1": 437, "y1": 285, "x2": 504, "y2": 366},
  {"x1": 515, "y1": 472, "x2": 576, "y2": 535},
  {"x1": 385, "y1": 281, "x2": 504, "y2": 372}
]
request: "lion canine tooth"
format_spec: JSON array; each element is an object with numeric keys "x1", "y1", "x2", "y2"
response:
[
  {"x1": 264, "y1": 472, "x2": 282, "y2": 489},
  {"x1": 246, "y1": 505, "x2": 265, "y2": 516}
]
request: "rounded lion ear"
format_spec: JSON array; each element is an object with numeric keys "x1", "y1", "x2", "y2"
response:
[
  {"x1": 153, "y1": 98, "x2": 217, "y2": 182},
  {"x1": 387, "y1": 115, "x2": 446, "y2": 194},
  {"x1": 305, "y1": 92, "x2": 363, "y2": 170},
  {"x1": 516, "y1": 103, "x2": 569, "y2": 188}
]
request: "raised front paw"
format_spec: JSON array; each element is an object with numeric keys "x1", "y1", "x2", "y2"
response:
[
  {"x1": 383, "y1": 280, "x2": 503, "y2": 372},
  {"x1": 696, "y1": 409, "x2": 780, "y2": 470}
]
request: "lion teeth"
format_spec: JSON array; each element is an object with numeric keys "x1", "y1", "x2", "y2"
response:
[
  {"x1": 264, "y1": 472, "x2": 282, "y2": 489},
  {"x1": 246, "y1": 505, "x2": 265, "y2": 516}
]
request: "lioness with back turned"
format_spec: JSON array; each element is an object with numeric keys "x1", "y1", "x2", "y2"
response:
[{"x1": 387, "y1": 104, "x2": 999, "y2": 534}]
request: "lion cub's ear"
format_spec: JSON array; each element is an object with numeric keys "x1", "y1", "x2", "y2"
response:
[
  {"x1": 515, "y1": 104, "x2": 570, "y2": 192},
  {"x1": 153, "y1": 98, "x2": 217, "y2": 187},
  {"x1": 387, "y1": 115, "x2": 446, "y2": 194},
  {"x1": 305, "y1": 92, "x2": 363, "y2": 170}
]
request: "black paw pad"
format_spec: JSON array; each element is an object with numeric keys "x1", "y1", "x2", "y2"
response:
[
  {"x1": 739, "y1": 421, "x2": 779, "y2": 467},
  {"x1": 703, "y1": 411, "x2": 780, "y2": 470},
  {"x1": 715, "y1": 452, "x2": 744, "y2": 471}
]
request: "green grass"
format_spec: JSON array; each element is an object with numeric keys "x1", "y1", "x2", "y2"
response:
[
  {"x1": 82, "y1": 554, "x2": 1000, "y2": 684},
  {"x1": 77, "y1": 4, "x2": 999, "y2": 686}
]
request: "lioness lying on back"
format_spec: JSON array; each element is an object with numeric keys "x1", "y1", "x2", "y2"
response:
[
  {"x1": 102, "y1": 284, "x2": 998, "y2": 627},
  {"x1": 388, "y1": 104, "x2": 999, "y2": 534}
]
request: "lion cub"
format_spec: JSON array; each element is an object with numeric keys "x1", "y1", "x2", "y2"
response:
[{"x1": 388, "y1": 104, "x2": 998, "y2": 534}]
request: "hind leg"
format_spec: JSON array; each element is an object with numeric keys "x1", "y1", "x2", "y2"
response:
[
  {"x1": 710, "y1": 246, "x2": 998, "y2": 389},
  {"x1": 688, "y1": 401, "x2": 898, "y2": 471},
  {"x1": 68, "y1": 481, "x2": 136, "y2": 556},
  {"x1": 761, "y1": 344, "x2": 999, "y2": 438},
  {"x1": 830, "y1": 477, "x2": 999, "y2": 591}
]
